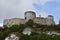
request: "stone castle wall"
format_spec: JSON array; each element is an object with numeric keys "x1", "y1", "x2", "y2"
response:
[
  {"x1": 3, "y1": 18, "x2": 25, "y2": 27},
  {"x1": 3, "y1": 11, "x2": 55, "y2": 27},
  {"x1": 34, "y1": 17, "x2": 55, "y2": 25}
]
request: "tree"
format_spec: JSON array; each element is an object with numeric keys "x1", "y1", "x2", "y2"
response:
[
  {"x1": 19, "y1": 24, "x2": 25, "y2": 32},
  {"x1": 0, "y1": 27, "x2": 3, "y2": 31},
  {"x1": 25, "y1": 19, "x2": 34, "y2": 27},
  {"x1": 0, "y1": 31, "x2": 6, "y2": 40},
  {"x1": 9, "y1": 25, "x2": 19, "y2": 32}
]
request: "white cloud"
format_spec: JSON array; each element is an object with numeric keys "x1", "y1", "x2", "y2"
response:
[
  {"x1": 0, "y1": 23, "x2": 3, "y2": 26},
  {"x1": 36, "y1": 11, "x2": 48, "y2": 18},
  {"x1": 19, "y1": 0, "x2": 35, "y2": 14},
  {"x1": 34, "y1": 0, "x2": 55, "y2": 5}
]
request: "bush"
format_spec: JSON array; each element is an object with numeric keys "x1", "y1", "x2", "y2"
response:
[{"x1": 19, "y1": 35, "x2": 30, "y2": 40}]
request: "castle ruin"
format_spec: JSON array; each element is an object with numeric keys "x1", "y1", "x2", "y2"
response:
[{"x1": 3, "y1": 11, "x2": 55, "y2": 27}]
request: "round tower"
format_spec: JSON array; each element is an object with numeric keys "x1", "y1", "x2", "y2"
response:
[
  {"x1": 48, "y1": 15, "x2": 54, "y2": 21},
  {"x1": 59, "y1": 21, "x2": 60, "y2": 24},
  {"x1": 47, "y1": 15, "x2": 54, "y2": 25},
  {"x1": 24, "y1": 11, "x2": 36, "y2": 22}
]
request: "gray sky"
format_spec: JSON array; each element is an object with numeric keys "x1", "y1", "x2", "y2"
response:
[
  {"x1": 0, "y1": 0, "x2": 60, "y2": 26},
  {"x1": 0, "y1": 0, "x2": 38, "y2": 26},
  {"x1": 0, "y1": 0, "x2": 36, "y2": 20}
]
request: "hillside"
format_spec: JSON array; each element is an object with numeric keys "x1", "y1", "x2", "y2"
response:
[{"x1": 0, "y1": 20, "x2": 60, "y2": 40}]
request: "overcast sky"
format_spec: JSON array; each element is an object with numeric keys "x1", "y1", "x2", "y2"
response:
[{"x1": 0, "y1": 0, "x2": 60, "y2": 26}]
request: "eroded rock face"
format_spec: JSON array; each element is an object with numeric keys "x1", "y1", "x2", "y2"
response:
[
  {"x1": 5, "y1": 34, "x2": 19, "y2": 40},
  {"x1": 22, "y1": 27, "x2": 40, "y2": 35},
  {"x1": 22, "y1": 27, "x2": 32, "y2": 35}
]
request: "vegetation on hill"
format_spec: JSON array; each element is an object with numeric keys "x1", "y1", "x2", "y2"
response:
[
  {"x1": 19, "y1": 33, "x2": 60, "y2": 40},
  {"x1": 0, "y1": 19, "x2": 60, "y2": 40}
]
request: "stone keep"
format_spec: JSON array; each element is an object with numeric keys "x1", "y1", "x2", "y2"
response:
[
  {"x1": 25, "y1": 11, "x2": 36, "y2": 22},
  {"x1": 47, "y1": 15, "x2": 54, "y2": 25},
  {"x1": 3, "y1": 11, "x2": 55, "y2": 27}
]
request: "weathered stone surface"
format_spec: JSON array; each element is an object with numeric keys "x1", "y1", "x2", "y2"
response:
[{"x1": 5, "y1": 34, "x2": 19, "y2": 40}]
